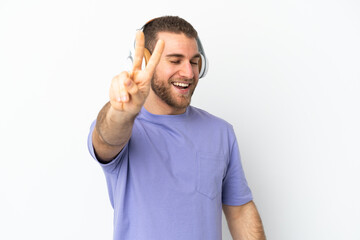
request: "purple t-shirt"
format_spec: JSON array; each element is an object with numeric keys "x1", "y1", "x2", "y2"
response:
[{"x1": 88, "y1": 106, "x2": 252, "y2": 240}]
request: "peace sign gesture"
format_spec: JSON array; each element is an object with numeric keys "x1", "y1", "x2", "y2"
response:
[{"x1": 109, "y1": 31, "x2": 165, "y2": 116}]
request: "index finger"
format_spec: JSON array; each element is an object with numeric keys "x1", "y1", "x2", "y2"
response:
[
  {"x1": 143, "y1": 39, "x2": 165, "y2": 78},
  {"x1": 132, "y1": 31, "x2": 145, "y2": 72}
]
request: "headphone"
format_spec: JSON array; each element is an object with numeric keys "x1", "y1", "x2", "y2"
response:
[{"x1": 127, "y1": 19, "x2": 209, "y2": 79}]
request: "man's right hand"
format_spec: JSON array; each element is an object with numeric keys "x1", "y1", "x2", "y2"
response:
[
  {"x1": 92, "y1": 31, "x2": 164, "y2": 162},
  {"x1": 109, "y1": 31, "x2": 164, "y2": 116}
]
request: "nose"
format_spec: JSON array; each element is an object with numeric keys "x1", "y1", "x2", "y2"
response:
[{"x1": 179, "y1": 61, "x2": 195, "y2": 79}]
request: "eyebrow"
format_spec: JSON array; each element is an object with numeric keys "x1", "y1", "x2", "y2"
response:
[{"x1": 165, "y1": 53, "x2": 201, "y2": 59}]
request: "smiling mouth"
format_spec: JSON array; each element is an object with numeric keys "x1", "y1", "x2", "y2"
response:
[{"x1": 172, "y1": 82, "x2": 191, "y2": 89}]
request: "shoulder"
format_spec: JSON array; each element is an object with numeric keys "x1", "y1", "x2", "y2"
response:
[
  {"x1": 188, "y1": 106, "x2": 234, "y2": 131},
  {"x1": 189, "y1": 106, "x2": 232, "y2": 128}
]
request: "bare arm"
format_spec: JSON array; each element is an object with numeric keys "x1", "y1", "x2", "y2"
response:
[
  {"x1": 92, "y1": 101, "x2": 137, "y2": 162},
  {"x1": 92, "y1": 31, "x2": 165, "y2": 162},
  {"x1": 223, "y1": 201, "x2": 266, "y2": 240}
]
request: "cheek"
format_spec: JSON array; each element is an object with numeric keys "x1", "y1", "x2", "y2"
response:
[
  {"x1": 155, "y1": 62, "x2": 175, "y2": 80},
  {"x1": 194, "y1": 66, "x2": 200, "y2": 78}
]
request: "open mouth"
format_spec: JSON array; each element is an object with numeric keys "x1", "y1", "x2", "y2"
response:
[{"x1": 172, "y1": 82, "x2": 191, "y2": 89}]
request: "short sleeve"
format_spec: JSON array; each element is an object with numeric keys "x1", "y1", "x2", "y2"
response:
[
  {"x1": 87, "y1": 120, "x2": 128, "y2": 174},
  {"x1": 222, "y1": 131, "x2": 253, "y2": 205}
]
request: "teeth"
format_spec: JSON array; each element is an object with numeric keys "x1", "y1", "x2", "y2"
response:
[{"x1": 173, "y1": 82, "x2": 189, "y2": 87}]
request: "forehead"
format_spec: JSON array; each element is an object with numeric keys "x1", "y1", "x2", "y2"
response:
[{"x1": 156, "y1": 32, "x2": 199, "y2": 55}]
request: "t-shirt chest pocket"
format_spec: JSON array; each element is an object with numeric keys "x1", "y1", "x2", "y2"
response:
[{"x1": 196, "y1": 152, "x2": 226, "y2": 199}]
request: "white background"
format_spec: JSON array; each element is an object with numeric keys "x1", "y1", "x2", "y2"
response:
[{"x1": 1, "y1": 0, "x2": 359, "y2": 239}]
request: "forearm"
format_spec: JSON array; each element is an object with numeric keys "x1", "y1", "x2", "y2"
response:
[
  {"x1": 92, "y1": 102, "x2": 137, "y2": 162},
  {"x1": 223, "y1": 201, "x2": 266, "y2": 240},
  {"x1": 92, "y1": 33, "x2": 164, "y2": 162}
]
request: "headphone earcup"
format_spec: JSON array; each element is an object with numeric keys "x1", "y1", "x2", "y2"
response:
[
  {"x1": 143, "y1": 48, "x2": 151, "y2": 66},
  {"x1": 127, "y1": 47, "x2": 152, "y2": 70},
  {"x1": 196, "y1": 37, "x2": 208, "y2": 79},
  {"x1": 198, "y1": 54, "x2": 208, "y2": 79}
]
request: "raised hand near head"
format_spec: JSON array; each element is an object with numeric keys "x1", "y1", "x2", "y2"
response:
[{"x1": 109, "y1": 31, "x2": 164, "y2": 116}]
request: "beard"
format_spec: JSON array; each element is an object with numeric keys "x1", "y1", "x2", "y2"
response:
[{"x1": 151, "y1": 72, "x2": 197, "y2": 110}]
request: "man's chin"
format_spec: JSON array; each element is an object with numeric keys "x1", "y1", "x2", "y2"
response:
[{"x1": 173, "y1": 96, "x2": 192, "y2": 109}]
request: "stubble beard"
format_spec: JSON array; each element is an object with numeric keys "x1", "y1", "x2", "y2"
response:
[{"x1": 151, "y1": 73, "x2": 197, "y2": 110}]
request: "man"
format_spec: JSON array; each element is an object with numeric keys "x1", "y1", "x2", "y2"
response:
[{"x1": 88, "y1": 16, "x2": 266, "y2": 240}]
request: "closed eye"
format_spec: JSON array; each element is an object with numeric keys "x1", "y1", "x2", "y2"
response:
[{"x1": 171, "y1": 60, "x2": 198, "y2": 66}]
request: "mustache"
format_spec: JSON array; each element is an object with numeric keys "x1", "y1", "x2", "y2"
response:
[{"x1": 169, "y1": 78, "x2": 195, "y2": 84}]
